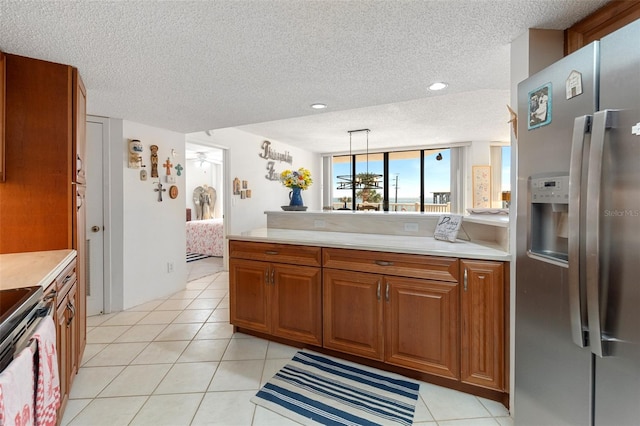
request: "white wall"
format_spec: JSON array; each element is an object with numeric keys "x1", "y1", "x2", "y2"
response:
[
  {"x1": 120, "y1": 121, "x2": 187, "y2": 309},
  {"x1": 192, "y1": 128, "x2": 322, "y2": 235}
]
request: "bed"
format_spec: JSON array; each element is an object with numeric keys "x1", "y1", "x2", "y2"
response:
[{"x1": 186, "y1": 218, "x2": 224, "y2": 257}]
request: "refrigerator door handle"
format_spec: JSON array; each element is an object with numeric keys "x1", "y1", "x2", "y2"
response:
[
  {"x1": 585, "y1": 109, "x2": 617, "y2": 358},
  {"x1": 568, "y1": 115, "x2": 591, "y2": 348}
]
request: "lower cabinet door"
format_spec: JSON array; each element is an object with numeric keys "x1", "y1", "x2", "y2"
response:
[
  {"x1": 271, "y1": 264, "x2": 322, "y2": 345},
  {"x1": 460, "y1": 260, "x2": 505, "y2": 390},
  {"x1": 385, "y1": 277, "x2": 459, "y2": 379},
  {"x1": 56, "y1": 296, "x2": 69, "y2": 415},
  {"x1": 323, "y1": 269, "x2": 384, "y2": 361},
  {"x1": 229, "y1": 258, "x2": 270, "y2": 334}
]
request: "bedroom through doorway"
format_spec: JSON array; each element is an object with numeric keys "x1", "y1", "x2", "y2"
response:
[{"x1": 185, "y1": 142, "x2": 226, "y2": 271}]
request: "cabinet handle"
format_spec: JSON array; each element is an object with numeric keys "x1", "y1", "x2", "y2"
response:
[
  {"x1": 376, "y1": 281, "x2": 381, "y2": 300},
  {"x1": 43, "y1": 290, "x2": 57, "y2": 303},
  {"x1": 62, "y1": 274, "x2": 73, "y2": 285},
  {"x1": 464, "y1": 268, "x2": 468, "y2": 292},
  {"x1": 264, "y1": 250, "x2": 279, "y2": 255},
  {"x1": 66, "y1": 301, "x2": 76, "y2": 327},
  {"x1": 76, "y1": 190, "x2": 84, "y2": 211},
  {"x1": 271, "y1": 269, "x2": 275, "y2": 285},
  {"x1": 385, "y1": 283, "x2": 390, "y2": 302},
  {"x1": 77, "y1": 154, "x2": 84, "y2": 175},
  {"x1": 374, "y1": 260, "x2": 394, "y2": 267},
  {"x1": 265, "y1": 268, "x2": 269, "y2": 285}
]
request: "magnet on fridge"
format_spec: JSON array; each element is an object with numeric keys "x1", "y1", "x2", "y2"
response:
[{"x1": 566, "y1": 70, "x2": 583, "y2": 99}]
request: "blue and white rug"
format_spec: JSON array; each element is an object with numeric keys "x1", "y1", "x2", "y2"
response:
[
  {"x1": 186, "y1": 252, "x2": 211, "y2": 263},
  {"x1": 252, "y1": 351, "x2": 420, "y2": 426}
]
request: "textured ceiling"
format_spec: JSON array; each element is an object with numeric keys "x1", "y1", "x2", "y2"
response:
[{"x1": 0, "y1": 0, "x2": 609, "y2": 153}]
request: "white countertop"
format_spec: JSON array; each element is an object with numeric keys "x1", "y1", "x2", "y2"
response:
[
  {"x1": 228, "y1": 228, "x2": 510, "y2": 261},
  {"x1": 0, "y1": 249, "x2": 76, "y2": 290}
]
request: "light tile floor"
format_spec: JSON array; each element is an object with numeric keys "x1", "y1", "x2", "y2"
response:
[{"x1": 61, "y1": 258, "x2": 513, "y2": 426}]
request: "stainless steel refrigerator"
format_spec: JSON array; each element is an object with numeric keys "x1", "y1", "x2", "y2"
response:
[{"x1": 515, "y1": 19, "x2": 640, "y2": 426}]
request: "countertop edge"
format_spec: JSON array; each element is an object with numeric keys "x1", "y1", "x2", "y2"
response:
[{"x1": 228, "y1": 230, "x2": 511, "y2": 262}]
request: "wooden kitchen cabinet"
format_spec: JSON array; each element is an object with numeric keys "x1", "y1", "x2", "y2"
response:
[
  {"x1": 0, "y1": 54, "x2": 87, "y2": 403},
  {"x1": 385, "y1": 277, "x2": 459, "y2": 379},
  {"x1": 460, "y1": 259, "x2": 505, "y2": 391},
  {"x1": 51, "y1": 258, "x2": 79, "y2": 419},
  {"x1": 0, "y1": 51, "x2": 5, "y2": 183},
  {"x1": 323, "y1": 269, "x2": 384, "y2": 360},
  {"x1": 74, "y1": 183, "x2": 87, "y2": 361},
  {"x1": 229, "y1": 241, "x2": 322, "y2": 346},
  {"x1": 323, "y1": 248, "x2": 460, "y2": 379}
]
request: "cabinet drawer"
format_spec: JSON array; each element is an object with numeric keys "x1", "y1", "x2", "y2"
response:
[
  {"x1": 229, "y1": 240, "x2": 321, "y2": 267},
  {"x1": 323, "y1": 248, "x2": 459, "y2": 282},
  {"x1": 56, "y1": 260, "x2": 77, "y2": 300}
]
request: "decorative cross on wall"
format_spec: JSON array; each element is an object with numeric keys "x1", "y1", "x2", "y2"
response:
[
  {"x1": 163, "y1": 157, "x2": 173, "y2": 175},
  {"x1": 154, "y1": 181, "x2": 166, "y2": 202},
  {"x1": 175, "y1": 164, "x2": 183, "y2": 176}
]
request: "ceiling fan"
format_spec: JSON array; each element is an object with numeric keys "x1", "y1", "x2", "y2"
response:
[{"x1": 186, "y1": 152, "x2": 216, "y2": 168}]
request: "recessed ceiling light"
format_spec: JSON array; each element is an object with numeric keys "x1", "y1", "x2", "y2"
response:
[
  {"x1": 310, "y1": 103, "x2": 327, "y2": 109},
  {"x1": 428, "y1": 82, "x2": 448, "y2": 91}
]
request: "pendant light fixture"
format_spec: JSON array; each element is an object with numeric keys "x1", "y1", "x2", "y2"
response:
[{"x1": 336, "y1": 129, "x2": 383, "y2": 190}]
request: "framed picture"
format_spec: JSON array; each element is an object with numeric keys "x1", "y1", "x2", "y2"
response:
[
  {"x1": 472, "y1": 165, "x2": 491, "y2": 208},
  {"x1": 233, "y1": 177, "x2": 241, "y2": 195},
  {"x1": 242, "y1": 180, "x2": 248, "y2": 189},
  {"x1": 528, "y1": 83, "x2": 552, "y2": 130},
  {"x1": 246, "y1": 189, "x2": 252, "y2": 198},
  {"x1": 240, "y1": 190, "x2": 246, "y2": 199}
]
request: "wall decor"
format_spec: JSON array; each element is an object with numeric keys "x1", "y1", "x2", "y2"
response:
[
  {"x1": 193, "y1": 185, "x2": 216, "y2": 219},
  {"x1": 150, "y1": 144, "x2": 159, "y2": 177},
  {"x1": 241, "y1": 190, "x2": 246, "y2": 199},
  {"x1": 128, "y1": 139, "x2": 143, "y2": 168},
  {"x1": 163, "y1": 157, "x2": 173, "y2": 175},
  {"x1": 246, "y1": 189, "x2": 252, "y2": 198},
  {"x1": 154, "y1": 181, "x2": 166, "y2": 202},
  {"x1": 169, "y1": 185, "x2": 178, "y2": 199},
  {"x1": 140, "y1": 169, "x2": 147, "y2": 181},
  {"x1": 233, "y1": 177, "x2": 241, "y2": 195},
  {"x1": 242, "y1": 180, "x2": 248, "y2": 189},
  {"x1": 258, "y1": 140, "x2": 293, "y2": 164},
  {"x1": 472, "y1": 165, "x2": 491, "y2": 208},
  {"x1": 175, "y1": 164, "x2": 183, "y2": 176},
  {"x1": 258, "y1": 140, "x2": 293, "y2": 182}
]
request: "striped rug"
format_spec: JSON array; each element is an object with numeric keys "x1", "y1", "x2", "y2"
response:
[
  {"x1": 186, "y1": 252, "x2": 211, "y2": 263},
  {"x1": 252, "y1": 351, "x2": 420, "y2": 426}
]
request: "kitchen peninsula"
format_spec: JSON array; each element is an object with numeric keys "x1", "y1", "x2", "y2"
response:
[{"x1": 228, "y1": 210, "x2": 510, "y2": 405}]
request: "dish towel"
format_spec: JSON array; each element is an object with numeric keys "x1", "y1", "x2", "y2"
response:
[
  {"x1": 31, "y1": 316, "x2": 60, "y2": 426},
  {"x1": 0, "y1": 346, "x2": 35, "y2": 426}
]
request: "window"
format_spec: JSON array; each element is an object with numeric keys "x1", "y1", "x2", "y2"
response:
[
  {"x1": 490, "y1": 145, "x2": 511, "y2": 208},
  {"x1": 389, "y1": 151, "x2": 420, "y2": 211},
  {"x1": 330, "y1": 148, "x2": 454, "y2": 212},
  {"x1": 423, "y1": 149, "x2": 451, "y2": 213}
]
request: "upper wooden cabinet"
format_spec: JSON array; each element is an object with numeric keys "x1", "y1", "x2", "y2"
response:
[
  {"x1": 0, "y1": 51, "x2": 5, "y2": 183},
  {"x1": 565, "y1": 1, "x2": 640, "y2": 54},
  {"x1": 0, "y1": 54, "x2": 81, "y2": 253},
  {"x1": 73, "y1": 70, "x2": 86, "y2": 185}
]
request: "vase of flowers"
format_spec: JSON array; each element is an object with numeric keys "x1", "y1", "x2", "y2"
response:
[{"x1": 280, "y1": 168, "x2": 312, "y2": 208}]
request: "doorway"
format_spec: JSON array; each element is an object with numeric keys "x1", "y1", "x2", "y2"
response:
[{"x1": 86, "y1": 116, "x2": 108, "y2": 315}]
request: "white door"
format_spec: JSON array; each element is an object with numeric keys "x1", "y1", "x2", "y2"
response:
[{"x1": 86, "y1": 118, "x2": 105, "y2": 315}]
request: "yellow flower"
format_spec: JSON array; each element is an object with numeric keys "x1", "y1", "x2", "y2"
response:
[{"x1": 280, "y1": 168, "x2": 312, "y2": 190}]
